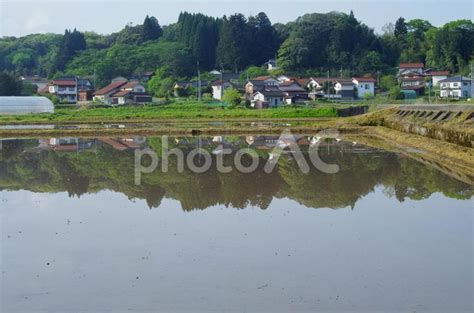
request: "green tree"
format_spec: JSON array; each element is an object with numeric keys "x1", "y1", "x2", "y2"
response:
[
  {"x1": 379, "y1": 75, "x2": 397, "y2": 91},
  {"x1": 240, "y1": 66, "x2": 268, "y2": 81},
  {"x1": 147, "y1": 67, "x2": 175, "y2": 98},
  {"x1": 0, "y1": 72, "x2": 22, "y2": 96},
  {"x1": 394, "y1": 17, "x2": 408, "y2": 38},
  {"x1": 222, "y1": 88, "x2": 241, "y2": 106},
  {"x1": 277, "y1": 37, "x2": 309, "y2": 71},
  {"x1": 428, "y1": 20, "x2": 474, "y2": 73},
  {"x1": 53, "y1": 29, "x2": 87, "y2": 73},
  {"x1": 142, "y1": 15, "x2": 163, "y2": 42},
  {"x1": 248, "y1": 12, "x2": 280, "y2": 66},
  {"x1": 388, "y1": 86, "x2": 404, "y2": 100},
  {"x1": 216, "y1": 14, "x2": 250, "y2": 70}
]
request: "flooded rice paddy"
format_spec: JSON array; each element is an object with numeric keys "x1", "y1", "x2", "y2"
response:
[{"x1": 0, "y1": 135, "x2": 472, "y2": 313}]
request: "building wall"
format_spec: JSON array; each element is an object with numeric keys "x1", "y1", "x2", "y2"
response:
[
  {"x1": 440, "y1": 81, "x2": 472, "y2": 98},
  {"x1": 212, "y1": 86, "x2": 222, "y2": 100},
  {"x1": 354, "y1": 81, "x2": 374, "y2": 98},
  {"x1": 267, "y1": 96, "x2": 284, "y2": 107},
  {"x1": 432, "y1": 75, "x2": 448, "y2": 86}
]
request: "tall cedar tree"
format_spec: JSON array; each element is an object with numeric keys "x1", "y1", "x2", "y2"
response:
[
  {"x1": 216, "y1": 14, "x2": 250, "y2": 71},
  {"x1": 248, "y1": 12, "x2": 280, "y2": 66},
  {"x1": 177, "y1": 12, "x2": 219, "y2": 70},
  {"x1": 142, "y1": 15, "x2": 163, "y2": 41},
  {"x1": 53, "y1": 29, "x2": 86, "y2": 72}
]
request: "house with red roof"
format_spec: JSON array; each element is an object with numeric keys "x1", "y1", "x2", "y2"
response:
[
  {"x1": 110, "y1": 81, "x2": 151, "y2": 105},
  {"x1": 48, "y1": 76, "x2": 94, "y2": 103},
  {"x1": 252, "y1": 76, "x2": 280, "y2": 86},
  {"x1": 93, "y1": 79, "x2": 128, "y2": 104},
  {"x1": 424, "y1": 70, "x2": 450, "y2": 86},
  {"x1": 93, "y1": 79, "x2": 151, "y2": 105},
  {"x1": 398, "y1": 63, "x2": 425, "y2": 77}
]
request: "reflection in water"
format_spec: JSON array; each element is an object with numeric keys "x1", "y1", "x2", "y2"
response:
[
  {"x1": 1, "y1": 136, "x2": 473, "y2": 313},
  {"x1": 0, "y1": 136, "x2": 472, "y2": 210}
]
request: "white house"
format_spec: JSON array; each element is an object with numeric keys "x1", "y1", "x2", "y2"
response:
[
  {"x1": 251, "y1": 91, "x2": 286, "y2": 108},
  {"x1": 439, "y1": 77, "x2": 472, "y2": 99},
  {"x1": 425, "y1": 71, "x2": 450, "y2": 86},
  {"x1": 48, "y1": 79, "x2": 77, "y2": 103},
  {"x1": 334, "y1": 80, "x2": 355, "y2": 99},
  {"x1": 305, "y1": 78, "x2": 322, "y2": 91},
  {"x1": 263, "y1": 59, "x2": 279, "y2": 71},
  {"x1": 352, "y1": 77, "x2": 376, "y2": 98},
  {"x1": 93, "y1": 80, "x2": 128, "y2": 104},
  {"x1": 109, "y1": 81, "x2": 150, "y2": 105},
  {"x1": 48, "y1": 77, "x2": 94, "y2": 103},
  {"x1": 211, "y1": 81, "x2": 233, "y2": 100}
]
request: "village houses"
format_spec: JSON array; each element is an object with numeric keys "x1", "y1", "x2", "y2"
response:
[
  {"x1": 352, "y1": 77, "x2": 376, "y2": 98},
  {"x1": 93, "y1": 77, "x2": 152, "y2": 105},
  {"x1": 439, "y1": 76, "x2": 472, "y2": 99},
  {"x1": 47, "y1": 76, "x2": 94, "y2": 103}
]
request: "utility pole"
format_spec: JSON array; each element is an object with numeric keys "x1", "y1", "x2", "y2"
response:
[
  {"x1": 327, "y1": 70, "x2": 330, "y2": 101},
  {"x1": 220, "y1": 69, "x2": 224, "y2": 100},
  {"x1": 428, "y1": 82, "x2": 431, "y2": 104},
  {"x1": 471, "y1": 63, "x2": 474, "y2": 99},
  {"x1": 197, "y1": 61, "x2": 201, "y2": 102},
  {"x1": 75, "y1": 75, "x2": 78, "y2": 103},
  {"x1": 93, "y1": 69, "x2": 96, "y2": 90}
]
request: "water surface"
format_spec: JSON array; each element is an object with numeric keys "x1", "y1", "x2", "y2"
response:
[{"x1": 1, "y1": 136, "x2": 472, "y2": 313}]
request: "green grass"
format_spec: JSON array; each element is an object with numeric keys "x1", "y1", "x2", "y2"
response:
[{"x1": 0, "y1": 102, "x2": 343, "y2": 124}]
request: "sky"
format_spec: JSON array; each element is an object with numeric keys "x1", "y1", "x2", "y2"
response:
[{"x1": 0, "y1": 0, "x2": 473, "y2": 37}]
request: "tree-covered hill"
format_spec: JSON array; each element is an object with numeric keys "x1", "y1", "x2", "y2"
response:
[{"x1": 0, "y1": 11, "x2": 472, "y2": 87}]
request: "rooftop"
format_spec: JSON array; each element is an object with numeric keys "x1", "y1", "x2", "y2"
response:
[
  {"x1": 439, "y1": 76, "x2": 472, "y2": 83},
  {"x1": 399, "y1": 63, "x2": 424, "y2": 68},
  {"x1": 425, "y1": 71, "x2": 450, "y2": 76},
  {"x1": 94, "y1": 81, "x2": 128, "y2": 96},
  {"x1": 353, "y1": 77, "x2": 376, "y2": 83},
  {"x1": 257, "y1": 90, "x2": 287, "y2": 97},
  {"x1": 254, "y1": 76, "x2": 274, "y2": 81},
  {"x1": 52, "y1": 80, "x2": 76, "y2": 87},
  {"x1": 121, "y1": 81, "x2": 141, "y2": 89},
  {"x1": 111, "y1": 90, "x2": 133, "y2": 97}
]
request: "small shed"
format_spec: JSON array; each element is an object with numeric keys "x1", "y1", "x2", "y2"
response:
[
  {"x1": 400, "y1": 90, "x2": 417, "y2": 101},
  {"x1": 0, "y1": 96, "x2": 54, "y2": 115}
]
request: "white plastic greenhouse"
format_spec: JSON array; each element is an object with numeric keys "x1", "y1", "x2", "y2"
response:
[{"x1": 0, "y1": 96, "x2": 54, "y2": 115}]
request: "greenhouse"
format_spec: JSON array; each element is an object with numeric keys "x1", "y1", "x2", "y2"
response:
[{"x1": 0, "y1": 96, "x2": 54, "y2": 115}]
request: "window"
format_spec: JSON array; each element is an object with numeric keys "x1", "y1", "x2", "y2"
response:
[
  {"x1": 463, "y1": 82, "x2": 468, "y2": 86},
  {"x1": 365, "y1": 84, "x2": 370, "y2": 90}
]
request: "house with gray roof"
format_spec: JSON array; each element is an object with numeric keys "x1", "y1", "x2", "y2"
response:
[{"x1": 439, "y1": 76, "x2": 472, "y2": 99}]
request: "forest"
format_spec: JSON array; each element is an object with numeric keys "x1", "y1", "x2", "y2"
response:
[{"x1": 0, "y1": 11, "x2": 473, "y2": 88}]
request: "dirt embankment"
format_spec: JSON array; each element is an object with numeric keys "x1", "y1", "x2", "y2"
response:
[{"x1": 354, "y1": 105, "x2": 474, "y2": 147}]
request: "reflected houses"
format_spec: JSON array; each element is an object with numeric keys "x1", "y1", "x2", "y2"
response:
[
  {"x1": 42, "y1": 137, "x2": 146, "y2": 152},
  {"x1": 48, "y1": 138, "x2": 96, "y2": 152},
  {"x1": 0, "y1": 136, "x2": 472, "y2": 210}
]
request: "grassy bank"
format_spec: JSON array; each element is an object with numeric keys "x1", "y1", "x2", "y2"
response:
[{"x1": 0, "y1": 103, "x2": 347, "y2": 124}]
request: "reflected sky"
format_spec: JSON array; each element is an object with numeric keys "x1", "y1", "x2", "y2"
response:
[{"x1": 0, "y1": 136, "x2": 473, "y2": 312}]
